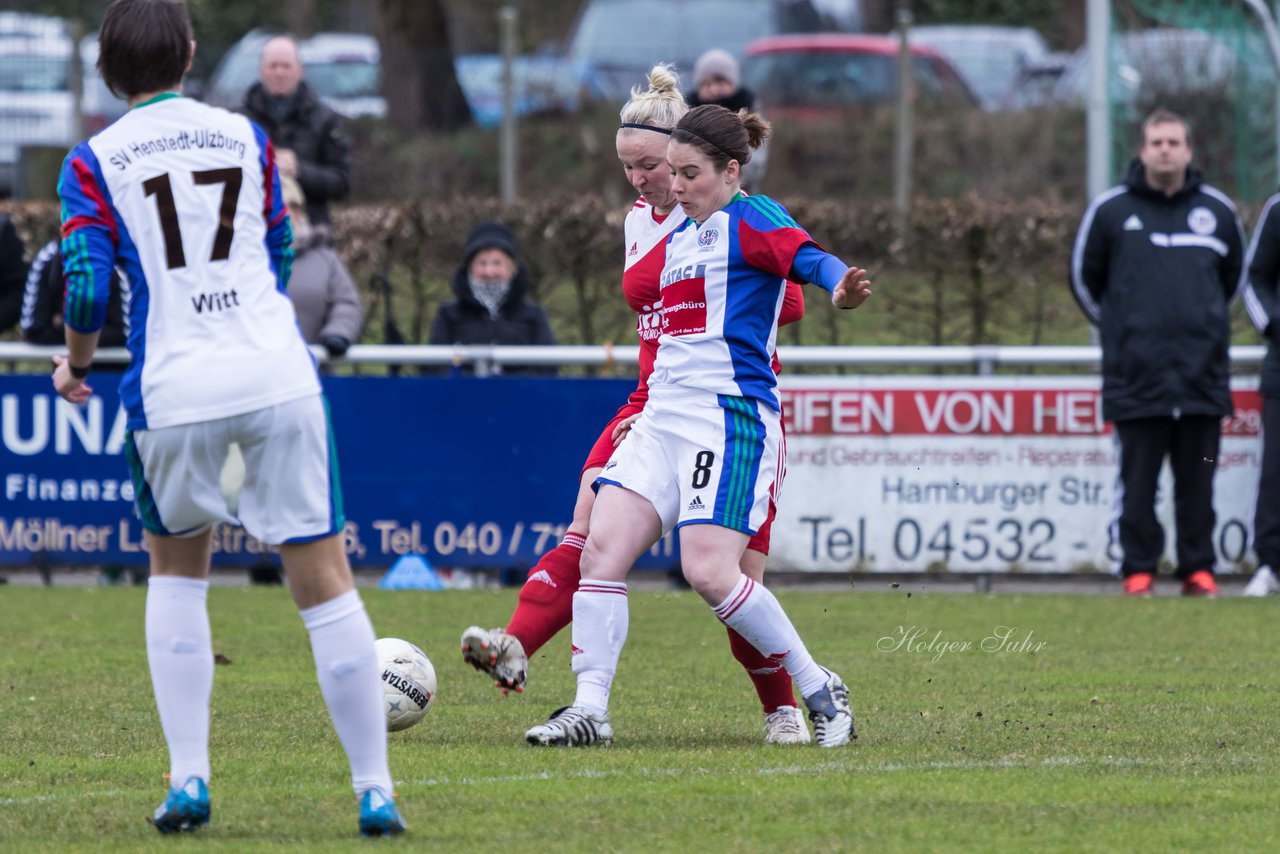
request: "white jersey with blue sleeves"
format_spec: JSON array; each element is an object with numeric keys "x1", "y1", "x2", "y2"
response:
[
  {"x1": 651, "y1": 194, "x2": 817, "y2": 411},
  {"x1": 59, "y1": 95, "x2": 318, "y2": 431}
]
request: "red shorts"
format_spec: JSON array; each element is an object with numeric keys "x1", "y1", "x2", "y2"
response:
[{"x1": 581, "y1": 401, "x2": 778, "y2": 555}]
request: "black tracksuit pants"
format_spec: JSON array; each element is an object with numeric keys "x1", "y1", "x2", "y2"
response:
[
  {"x1": 1114, "y1": 415, "x2": 1220, "y2": 578},
  {"x1": 1255, "y1": 395, "x2": 1280, "y2": 570}
]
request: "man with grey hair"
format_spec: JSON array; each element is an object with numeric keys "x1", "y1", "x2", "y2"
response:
[
  {"x1": 1070, "y1": 109, "x2": 1245, "y2": 598},
  {"x1": 240, "y1": 34, "x2": 350, "y2": 226}
]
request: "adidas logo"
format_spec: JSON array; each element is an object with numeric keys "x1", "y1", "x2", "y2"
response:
[
  {"x1": 627, "y1": 242, "x2": 638, "y2": 257},
  {"x1": 571, "y1": 644, "x2": 584, "y2": 656},
  {"x1": 1123, "y1": 214, "x2": 1143, "y2": 231},
  {"x1": 530, "y1": 569, "x2": 557, "y2": 588},
  {"x1": 687, "y1": 495, "x2": 705, "y2": 511},
  {"x1": 604, "y1": 460, "x2": 618, "y2": 471}
]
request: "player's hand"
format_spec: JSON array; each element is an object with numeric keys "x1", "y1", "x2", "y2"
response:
[
  {"x1": 832, "y1": 267, "x2": 871, "y2": 310},
  {"x1": 611, "y1": 413, "x2": 641, "y2": 446},
  {"x1": 277, "y1": 149, "x2": 298, "y2": 178},
  {"x1": 51, "y1": 354, "x2": 93, "y2": 404}
]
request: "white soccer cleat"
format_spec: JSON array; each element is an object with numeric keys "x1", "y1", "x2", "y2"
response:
[
  {"x1": 804, "y1": 669, "x2": 856, "y2": 748},
  {"x1": 763, "y1": 705, "x2": 811, "y2": 744},
  {"x1": 460, "y1": 626, "x2": 528, "y2": 693},
  {"x1": 525, "y1": 705, "x2": 613, "y2": 747},
  {"x1": 1243, "y1": 566, "x2": 1280, "y2": 597}
]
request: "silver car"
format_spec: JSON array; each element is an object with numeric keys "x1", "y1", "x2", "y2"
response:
[
  {"x1": 0, "y1": 14, "x2": 128, "y2": 197},
  {"x1": 205, "y1": 29, "x2": 385, "y2": 119}
]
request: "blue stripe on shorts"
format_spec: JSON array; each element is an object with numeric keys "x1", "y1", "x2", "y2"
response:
[{"x1": 714, "y1": 395, "x2": 766, "y2": 533}]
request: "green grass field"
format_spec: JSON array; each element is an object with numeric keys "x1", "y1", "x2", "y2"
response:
[{"x1": 2, "y1": 585, "x2": 1278, "y2": 851}]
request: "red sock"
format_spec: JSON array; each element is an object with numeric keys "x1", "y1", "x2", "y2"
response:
[
  {"x1": 726, "y1": 626, "x2": 798, "y2": 714},
  {"x1": 504, "y1": 534, "x2": 584, "y2": 657}
]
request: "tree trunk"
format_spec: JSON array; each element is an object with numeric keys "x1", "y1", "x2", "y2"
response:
[
  {"x1": 376, "y1": 0, "x2": 472, "y2": 132},
  {"x1": 285, "y1": 0, "x2": 318, "y2": 39}
]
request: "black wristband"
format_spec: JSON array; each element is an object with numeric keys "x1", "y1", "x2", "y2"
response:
[{"x1": 69, "y1": 363, "x2": 91, "y2": 379}]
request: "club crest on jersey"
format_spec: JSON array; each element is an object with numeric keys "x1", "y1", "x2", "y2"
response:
[
  {"x1": 1187, "y1": 206, "x2": 1216, "y2": 235},
  {"x1": 698, "y1": 228, "x2": 718, "y2": 250}
]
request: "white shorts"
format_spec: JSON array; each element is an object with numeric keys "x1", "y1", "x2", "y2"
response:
[
  {"x1": 597, "y1": 388, "x2": 782, "y2": 535},
  {"x1": 124, "y1": 394, "x2": 343, "y2": 544}
]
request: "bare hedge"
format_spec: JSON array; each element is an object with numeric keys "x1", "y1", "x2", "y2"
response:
[{"x1": 0, "y1": 195, "x2": 1119, "y2": 354}]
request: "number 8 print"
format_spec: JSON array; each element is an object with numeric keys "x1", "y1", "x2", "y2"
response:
[{"x1": 691, "y1": 450, "x2": 715, "y2": 489}]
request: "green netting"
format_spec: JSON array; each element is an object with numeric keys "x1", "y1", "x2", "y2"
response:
[{"x1": 1111, "y1": 0, "x2": 1279, "y2": 201}]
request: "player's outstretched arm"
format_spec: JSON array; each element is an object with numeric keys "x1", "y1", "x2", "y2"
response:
[{"x1": 832, "y1": 267, "x2": 872, "y2": 310}]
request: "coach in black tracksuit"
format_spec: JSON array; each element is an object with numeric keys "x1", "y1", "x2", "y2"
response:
[
  {"x1": 1070, "y1": 110, "x2": 1244, "y2": 596},
  {"x1": 1242, "y1": 193, "x2": 1280, "y2": 595}
]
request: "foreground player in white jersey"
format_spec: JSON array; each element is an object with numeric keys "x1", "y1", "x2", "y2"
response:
[
  {"x1": 51, "y1": 0, "x2": 403, "y2": 837},
  {"x1": 526, "y1": 104, "x2": 870, "y2": 748},
  {"x1": 463, "y1": 66, "x2": 811, "y2": 744}
]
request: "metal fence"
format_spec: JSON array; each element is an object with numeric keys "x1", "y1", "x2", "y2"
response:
[{"x1": 0, "y1": 342, "x2": 1269, "y2": 375}]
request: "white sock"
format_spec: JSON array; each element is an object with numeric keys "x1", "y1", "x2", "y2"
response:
[
  {"x1": 299, "y1": 590, "x2": 392, "y2": 798},
  {"x1": 571, "y1": 581, "x2": 629, "y2": 715},
  {"x1": 146, "y1": 575, "x2": 213, "y2": 787},
  {"x1": 712, "y1": 576, "x2": 828, "y2": 699}
]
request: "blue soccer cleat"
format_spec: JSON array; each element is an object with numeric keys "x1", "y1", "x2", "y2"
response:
[
  {"x1": 150, "y1": 776, "x2": 210, "y2": 833},
  {"x1": 358, "y1": 788, "x2": 406, "y2": 837}
]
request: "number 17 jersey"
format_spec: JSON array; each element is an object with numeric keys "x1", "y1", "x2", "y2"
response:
[{"x1": 59, "y1": 94, "x2": 319, "y2": 431}]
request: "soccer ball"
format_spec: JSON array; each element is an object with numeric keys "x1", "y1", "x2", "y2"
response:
[{"x1": 376, "y1": 637, "x2": 437, "y2": 732}]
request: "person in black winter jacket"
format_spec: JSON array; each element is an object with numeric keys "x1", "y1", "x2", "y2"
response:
[
  {"x1": 430, "y1": 222, "x2": 556, "y2": 376},
  {"x1": 21, "y1": 239, "x2": 129, "y2": 347},
  {"x1": 686, "y1": 49, "x2": 766, "y2": 192},
  {"x1": 1070, "y1": 109, "x2": 1245, "y2": 598},
  {"x1": 0, "y1": 213, "x2": 28, "y2": 333},
  {"x1": 1241, "y1": 190, "x2": 1280, "y2": 596},
  {"x1": 240, "y1": 35, "x2": 350, "y2": 227}
]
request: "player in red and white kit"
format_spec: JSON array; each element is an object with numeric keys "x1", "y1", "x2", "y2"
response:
[
  {"x1": 461, "y1": 65, "x2": 811, "y2": 744},
  {"x1": 524, "y1": 104, "x2": 869, "y2": 750}
]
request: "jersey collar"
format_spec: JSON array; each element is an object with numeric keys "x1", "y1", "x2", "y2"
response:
[{"x1": 132, "y1": 92, "x2": 183, "y2": 110}]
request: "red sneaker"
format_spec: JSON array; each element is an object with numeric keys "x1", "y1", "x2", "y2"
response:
[
  {"x1": 1123, "y1": 573, "x2": 1155, "y2": 597},
  {"x1": 1181, "y1": 570, "x2": 1219, "y2": 598}
]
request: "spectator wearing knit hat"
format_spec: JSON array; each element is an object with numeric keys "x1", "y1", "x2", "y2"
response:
[
  {"x1": 687, "y1": 48, "x2": 755, "y2": 113},
  {"x1": 686, "y1": 49, "x2": 767, "y2": 191},
  {"x1": 429, "y1": 222, "x2": 556, "y2": 375}
]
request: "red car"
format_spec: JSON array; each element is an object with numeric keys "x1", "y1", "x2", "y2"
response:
[{"x1": 742, "y1": 34, "x2": 977, "y2": 117}]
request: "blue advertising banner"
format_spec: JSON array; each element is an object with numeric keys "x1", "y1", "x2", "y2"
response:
[{"x1": 0, "y1": 375, "x2": 678, "y2": 569}]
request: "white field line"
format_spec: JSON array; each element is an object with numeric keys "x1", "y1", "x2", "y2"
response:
[
  {"x1": 0, "y1": 755, "x2": 1216, "y2": 807},
  {"x1": 407, "y1": 754, "x2": 1138, "y2": 788},
  {"x1": 0, "y1": 789, "x2": 127, "y2": 806}
]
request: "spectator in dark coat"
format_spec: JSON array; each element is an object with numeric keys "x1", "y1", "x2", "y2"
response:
[
  {"x1": 1070, "y1": 109, "x2": 1245, "y2": 598},
  {"x1": 686, "y1": 49, "x2": 766, "y2": 191},
  {"x1": 279, "y1": 176, "x2": 363, "y2": 358},
  {"x1": 21, "y1": 239, "x2": 129, "y2": 347},
  {"x1": 430, "y1": 222, "x2": 556, "y2": 376},
  {"x1": 686, "y1": 48, "x2": 756, "y2": 113},
  {"x1": 0, "y1": 213, "x2": 28, "y2": 333},
  {"x1": 240, "y1": 35, "x2": 350, "y2": 227}
]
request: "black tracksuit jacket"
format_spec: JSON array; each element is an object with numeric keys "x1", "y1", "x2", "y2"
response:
[
  {"x1": 1070, "y1": 159, "x2": 1245, "y2": 423},
  {"x1": 1243, "y1": 190, "x2": 1280, "y2": 398}
]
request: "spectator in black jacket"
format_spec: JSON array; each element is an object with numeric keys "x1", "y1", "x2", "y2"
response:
[
  {"x1": 1242, "y1": 191, "x2": 1280, "y2": 596},
  {"x1": 686, "y1": 49, "x2": 765, "y2": 191},
  {"x1": 0, "y1": 213, "x2": 28, "y2": 333},
  {"x1": 21, "y1": 239, "x2": 129, "y2": 347},
  {"x1": 430, "y1": 222, "x2": 556, "y2": 376},
  {"x1": 1071, "y1": 109, "x2": 1245, "y2": 598},
  {"x1": 240, "y1": 35, "x2": 350, "y2": 227}
]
